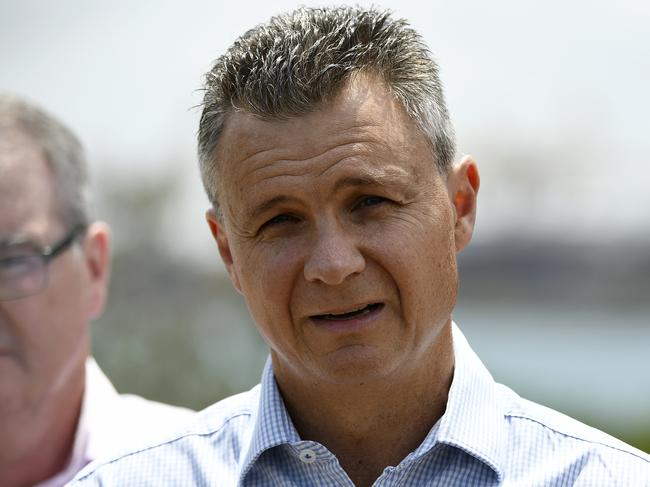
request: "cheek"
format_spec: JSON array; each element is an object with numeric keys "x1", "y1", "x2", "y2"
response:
[
  {"x1": 238, "y1": 240, "x2": 299, "y2": 293},
  {"x1": 0, "y1": 303, "x2": 38, "y2": 359},
  {"x1": 236, "y1": 241, "x2": 303, "y2": 335},
  {"x1": 35, "y1": 261, "x2": 92, "y2": 358},
  {"x1": 367, "y1": 214, "x2": 458, "y2": 319},
  {"x1": 38, "y1": 286, "x2": 88, "y2": 354},
  {"x1": 3, "y1": 292, "x2": 87, "y2": 373}
]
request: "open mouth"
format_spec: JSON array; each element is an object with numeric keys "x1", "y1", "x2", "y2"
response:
[{"x1": 312, "y1": 303, "x2": 383, "y2": 321}]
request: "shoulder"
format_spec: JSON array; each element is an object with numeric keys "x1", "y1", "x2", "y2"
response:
[
  {"x1": 71, "y1": 385, "x2": 261, "y2": 486},
  {"x1": 496, "y1": 383, "x2": 650, "y2": 484},
  {"x1": 82, "y1": 359, "x2": 196, "y2": 459}
]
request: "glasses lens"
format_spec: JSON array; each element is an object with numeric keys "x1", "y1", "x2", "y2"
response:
[{"x1": 0, "y1": 255, "x2": 46, "y2": 300}]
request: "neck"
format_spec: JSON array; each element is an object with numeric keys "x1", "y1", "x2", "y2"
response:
[
  {"x1": 0, "y1": 366, "x2": 85, "y2": 487},
  {"x1": 275, "y1": 324, "x2": 454, "y2": 487}
]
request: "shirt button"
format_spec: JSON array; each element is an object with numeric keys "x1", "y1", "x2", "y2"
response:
[{"x1": 299, "y1": 449, "x2": 317, "y2": 464}]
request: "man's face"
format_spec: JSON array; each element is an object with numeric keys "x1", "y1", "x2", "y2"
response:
[
  {"x1": 208, "y1": 76, "x2": 477, "y2": 386},
  {"x1": 0, "y1": 130, "x2": 108, "y2": 424}
]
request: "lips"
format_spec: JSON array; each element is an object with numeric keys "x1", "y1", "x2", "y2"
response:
[{"x1": 311, "y1": 303, "x2": 383, "y2": 321}]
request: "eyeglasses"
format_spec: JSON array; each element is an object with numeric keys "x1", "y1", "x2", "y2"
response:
[{"x1": 0, "y1": 225, "x2": 86, "y2": 301}]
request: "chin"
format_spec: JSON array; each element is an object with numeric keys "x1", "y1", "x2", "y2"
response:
[{"x1": 316, "y1": 345, "x2": 401, "y2": 384}]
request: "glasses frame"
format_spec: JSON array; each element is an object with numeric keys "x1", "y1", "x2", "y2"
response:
[
  {"x1": 40, "y1": 224, "x2": 86, "y2": 263},
  {"x1": 0, "y1": 224, "x2": 86, "y2": 300}
]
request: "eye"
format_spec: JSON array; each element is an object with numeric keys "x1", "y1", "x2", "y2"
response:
[
  {"x1": 0, "y1": 256, "x2": 41, "y2": 278},
  {"x1": 354, "y1": 195, "x2": 388, "y2": 210},
  {"x1": 258, "y1": 213, "x2": 299, "y2": 232}
]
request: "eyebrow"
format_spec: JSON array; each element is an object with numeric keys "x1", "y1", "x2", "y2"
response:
[
  {"x1": 0, "y1": 236, "x2": 30, "y2": 247},
  {"x1": 332, "y1": 174, "x2": 402, "y2": 192},
  {"x1": 245, "y1": 195, "x2": 302, "y2": 221},
  {"x1": 246, "y1": 171, "x2": 412, "y2": 221},
  {"x1": 0, "y1": 229, "x2": 48, "y2": 248}
]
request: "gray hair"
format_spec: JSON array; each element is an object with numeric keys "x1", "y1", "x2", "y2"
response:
[
  {"x1": 198, "y1": 5, "x2": 456, "y2": 214},
  {"x1": 0, "y1": 93, "x2": 90, "y2": 229}
]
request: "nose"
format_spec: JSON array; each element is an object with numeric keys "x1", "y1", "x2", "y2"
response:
[{"x1": 303, "y1": 223, "x2": 365, "y2": 285}]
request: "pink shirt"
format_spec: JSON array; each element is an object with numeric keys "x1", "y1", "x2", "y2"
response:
[{"x1": 35, "y1": 358, "x2": 194, "y2": 487}]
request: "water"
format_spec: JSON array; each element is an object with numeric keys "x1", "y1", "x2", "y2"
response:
[{"x1": 455, "y1": 303, "x2": 650, "y2": 431}]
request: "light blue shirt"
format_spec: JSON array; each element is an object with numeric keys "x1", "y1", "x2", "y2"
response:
[{"x1": 69, "y1": 324, "x2": 649, "y2": 486}]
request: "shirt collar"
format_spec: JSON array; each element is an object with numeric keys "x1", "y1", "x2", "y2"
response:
[
  {"x1": 34, "y1": 357, "x2": 117, "y2": 487},
  {"x1": 435, "y1": 322, "x2": 506, "y2": 481},
  {"x1": 238, "y1": 356, "x2": 301, "y2": 479},
  {"x1": 239, "y1": 323, "x2": 506, "y2": 483},
  {"x1": 81, "y1": 357, "x2": 122, "y2": 461}
]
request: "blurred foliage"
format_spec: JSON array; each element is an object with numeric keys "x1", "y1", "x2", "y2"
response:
[
  {"x1": 92, "y1": 253, "x2": 268, "y2": 410},
  {"x1": 622, "y1": 432, "x2": 650, "y2": 455},
  {"x1": 92, "y1": 169, "x2": 267, "y2": 409},
  {"x1": 582, "y1": 420, "x2": 650, "y2": 455}
]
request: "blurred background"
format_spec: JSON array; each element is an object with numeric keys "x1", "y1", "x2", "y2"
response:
[{"x1": 1, "y1": 0, "x2": 648, "y2": 452}]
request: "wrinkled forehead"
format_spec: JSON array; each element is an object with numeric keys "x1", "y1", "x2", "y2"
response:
[
  {"x1": 215, "y1": 77, "x2": 420, "y2": 181},
  {"x1": 212, "y1": 77, "x2": 442, "y2": 229},
  {"x1": 0, "y1": 129, "x2": 60, "y2": 241}
]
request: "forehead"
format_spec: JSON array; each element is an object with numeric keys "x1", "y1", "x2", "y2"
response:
[
  {"x1": 215, "y1": 77, "x2": 435, "y2": 212},
  {"x1": 220, "y1": 77, "x2": 417, "y2": 159},
  {"x1": 0, "y1": 129, "x2": 59, "y2": 241}
]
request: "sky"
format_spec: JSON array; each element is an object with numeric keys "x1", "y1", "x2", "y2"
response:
[{"x1": 2, "y1": 0, "x2": 649, "y2": 260}]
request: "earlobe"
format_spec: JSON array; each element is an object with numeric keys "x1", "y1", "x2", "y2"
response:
[
  {"x1": 449, "y1": 156, "x2": 480, "y2": 253},
  {"x1": 206, "y1": 209, "x2": 243, "y2": 294},
  {"x1": 83, "y1": 222, "x2": 111, "y2": 319}
]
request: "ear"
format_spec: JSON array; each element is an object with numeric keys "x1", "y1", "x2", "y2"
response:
[
  {"x1": 447, "y1": 155, "x2": 480, "y2": 253},
  {"x1": 206, "y1": 209, "x2": 242, "y2": 294},
  {"x1": 82, "y1": 221, "x2": 111, "y2": 319}
]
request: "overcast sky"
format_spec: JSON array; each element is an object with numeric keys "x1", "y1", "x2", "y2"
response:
[{"x1": 2, "y1": 0, "x2": 649, "y2": 259}]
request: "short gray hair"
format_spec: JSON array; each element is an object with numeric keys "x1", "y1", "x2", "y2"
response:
[
  {"x1": 198, "y1": 5, "x2": 456, "y2": 213},
  {"x1": 0, "y1": 93, "x2": 90, "y2": 229}
]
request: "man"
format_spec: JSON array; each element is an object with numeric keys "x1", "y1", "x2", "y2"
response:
[
  {"x1": 0, "y1": 94, "x2": 194, "y2": 487},
  {"x1": 70, "y1": 6, "x2": 649, "y2": 486}
]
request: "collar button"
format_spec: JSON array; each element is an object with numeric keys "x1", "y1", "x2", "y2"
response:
[{"x1": 299, "y1": 449, "x2": 317, "y2": 464}]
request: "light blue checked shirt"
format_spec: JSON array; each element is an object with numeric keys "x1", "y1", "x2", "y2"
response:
[{"x1": 69, "y1": 324, "x2": 649, "y2": 486}]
